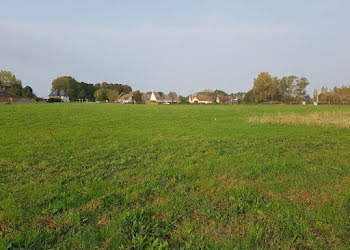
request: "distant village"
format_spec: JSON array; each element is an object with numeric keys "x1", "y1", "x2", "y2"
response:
[
  {"x1": 47, "y1": 90, "x2": 239, "y2": 105},
  {"x1": 2, "y1": 71, "x2": 350, "y2": 105}
]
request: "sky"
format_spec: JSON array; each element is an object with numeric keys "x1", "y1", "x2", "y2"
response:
[{"x1": 1, "y1": 0, "x2": 350, "y2": 97}]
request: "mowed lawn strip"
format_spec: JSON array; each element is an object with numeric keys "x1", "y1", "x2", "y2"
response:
[{"x1": 0, "y1": 103, "x2": 349, "y2": 248}]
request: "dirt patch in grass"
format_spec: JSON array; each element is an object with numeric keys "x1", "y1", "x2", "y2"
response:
[
  {"x1": 35, "y1": 216, "x2": 58, "y2": 230},
  {"x1": 285, "y1": 188, "x2": 335, "y2": 206},
  {"x1": 248, "y1": 111, "x2": 350, "y2": 128}
]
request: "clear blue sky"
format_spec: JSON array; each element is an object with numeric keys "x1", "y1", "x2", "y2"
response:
[{"x1": 1, "y1": 0, "x2": 350, "y2": 97}]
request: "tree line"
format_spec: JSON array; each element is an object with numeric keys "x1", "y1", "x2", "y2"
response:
[
  {"x1": 0, "y1": 71, "x2": 36, "y2": 98},
  {"x1": 191, "y1": 73, "x2": 310, "y2": 104},
  {"x1": 314, "y1": 86, "x2": 350, "y2": 104},
  {"x1": 241, "y1": 72, "x2": 310, "y2": 104},
  {"x1": 51, "y1": 76, "x2": 132, "y2": 102},
  {"x1": 2, "y1": 70, "x2": 350, "y2": 104}
]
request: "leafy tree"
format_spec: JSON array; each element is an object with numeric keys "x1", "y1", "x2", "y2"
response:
[
  {"x1": 196, "y1": 89, "x2": 228, "y2": 103},
  {"x1": 52, "y1": 76, "x2": 132, "y2": 102},
  {"x1": 213, "y1": 89, "x2": 227, "y2": 97},
  {"x1": 251, "y1": 72, "x2": 278, "y2": 103},
  {"x1": 313, "y1": 89, "x2": 319, "y2": 102},
  {"x1": 22, "y1": 86, "x2": 34, "y2": 98},
  {"x1": 133, "y1": 90, "x2": 142, "y2": 103},
  {"x1": 179, "y1": 95, "x2": 187, "y2": 104},
  {"x1": 233, "y1": 92, "x2": 246, "y2": 103},
  {"x1": 294, "y1": 77, "x2": 309, "y2": 99},
  {"x1": 78, "y1": 89, "x2": 86, "y2": 100},
  {"x1": 276, "y1": 76, "x2": 309, "y2": 102},
  {"x1": 52, "y1": 76, "x2": 80, "y2": 101},
  {"x1": 196, "y1": 89, "x2": 213, "y2": 97},
  {"x1": 79, "y1": 82, "x2": 95, "y2": 101},
  {"x1": 107, "y1": 89, "x2": 119, "y2": 102},
  {"x1": 212, "y1": 90, "x2": 227, "y2": 103},
  {"x1": 243, "y1": 90, "x2": 254, "y2": 103},
  {"x1": 94, "y1": 88, "x2": 109, "y2": 101},
  {"x1": 247, "y1": 72, "x2": 309, "y2": 103},
  {"x1": 0, "y1": 71, "x2": 23, "y2": 96},
  {"x1": 315, "y1": 85, "x2": 350, "y2": 104},
  {"x1": 95, "y1": 82, "x2": 132, "y2": 94}
]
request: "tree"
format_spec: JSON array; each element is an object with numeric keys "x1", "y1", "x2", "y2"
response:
[
  {"x1": 0, "y1": 71, "x2": 23, "y2": 96},
  {"x1": 78, "y1": 89, "x2": 86, "y2": 100},
  {"x1": 22, "y1": 86, "x2": 34, "y2": 98},
  {"x1": 251, "y1": 72, "x2": 278, "y2": 103},
  {"x1": 247, "y1": 72, "x2": 310, "y2": 103},
  {"x1": 94, "y1": 88, "x2": 109, "y2": 101},
  {"x1": 233, "y1": 92, "x2": 246, "y2": 103},
  {"x1": 243, "y1": 90, "x2": 254, "y2": 103},
  {"x1": 294, "y1": 77, "x2": 309, "y2": 100},
  {"x1": 276, "y1": 76, "x2": 297, "y2": 102},
  {"x1": 179, "y1": 95, "x2": 187, "y2": 104},
  {"x1": 133, "y1": 90, "x2": 142, "y2": 103},
  {"x1": 313, "y1": 89, "x2": 319, "y2": 102},
  {"x1": 196, "y1": 89, "x2": 227, "y2": 103},
  {"x1": 52, "y1": 76, "x2": 80, "y2": 101},
  {"x1": 107, "y1": 89, "x2": 119, "y2": 102},
  {"x1": 94, "y1": 82, "x2": 132, "y2": 94}
]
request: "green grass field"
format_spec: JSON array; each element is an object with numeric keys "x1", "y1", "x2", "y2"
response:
[{"x1": 1, "y1": 103, "x2": 350, "y2": 249}]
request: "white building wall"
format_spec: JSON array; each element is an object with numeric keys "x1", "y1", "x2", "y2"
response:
[{"x1": 150, "y1": 92, "x2": 157, "y2": 102}]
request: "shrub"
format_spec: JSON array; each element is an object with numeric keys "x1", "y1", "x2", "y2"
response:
[{"x1": 47, "y1": 98, "x2": 61, "y2": 103}]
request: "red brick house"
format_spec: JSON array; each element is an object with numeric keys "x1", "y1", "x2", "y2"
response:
[{"x1": 0, "y1": 91, "x2": 18, "y2": 103}]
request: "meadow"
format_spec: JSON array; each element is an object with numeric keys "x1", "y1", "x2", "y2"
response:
[{"x1": 0, "y1": 103, "x2": 349, "y2": 249}]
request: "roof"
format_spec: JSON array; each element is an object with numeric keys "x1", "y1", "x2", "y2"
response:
[
  {"x1": 153, "y1": 92, "x2": 164, "y2": 102},
  {"x1": 168, "y1": 92, "x2": 180, "y2": 101},
  {"x1": 143, "y1": 92, "x2": 164, "y2": 102},
  {"x1": 192, "y1": 95, "x2": 213, "y2": 102},
  {"x1": 49, "y1": 90, "x2": 68, "y2": 97},
  {"x1": 0, "y1": 91, "x2": 17, "y2": 97},
  {"x1": 118, "y1": 92, "x2": 133, "y2": 101},
  {"x1": 142, "y1": 93, "x2": 152, "y2": 102},
  {"x1": 143, "y1": 91, "x2": 179, "y2": 102}
]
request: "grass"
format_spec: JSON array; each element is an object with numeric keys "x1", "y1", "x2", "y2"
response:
[
  {"x1": 0, "y1": 103, "x2": 350, "y2": 249},
  {"x1": 249, "y1": 111, "x2": 350, "y2": 128}
]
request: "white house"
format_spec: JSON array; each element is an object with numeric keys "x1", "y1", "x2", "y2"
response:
[{"x1": 188, "y1": 95, "x2": 213, "y2": 104}]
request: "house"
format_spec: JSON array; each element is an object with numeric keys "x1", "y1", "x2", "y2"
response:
[
  {"x1": 216, "y1": 95, "x2": 238, "y2": 104},
  {"x1": 188, "y1": 95, "x2": 213, "y2": 104},
  {"x1": 118, "y1": 92, "x2": 134, "y2": 104},
  {"x1": 48, "y1": 90, "x2": 70, "y2": 102},
  {"x1": 142, "y1": 92, "x2": 151, "y2": 103},
  {"x1": 0, "y1": 91, "x2": 18, "y2": 103},
  {"x1": 163, "y1": 92, "x2": 180, "y2": 104},
  {"x1": 150, "y1": 92, "x2": 162, "y2": 102},
  {"x1": 142, "y1": 92, "x2": 180, "y2": 104}
]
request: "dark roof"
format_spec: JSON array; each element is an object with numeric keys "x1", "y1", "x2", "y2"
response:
[
  {"x1": 49, "y1": 90, "x2": 68, "y2": 97},
  {"x1": 0, "y1": 91, "x2": 17, "y2": 97}
]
